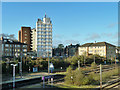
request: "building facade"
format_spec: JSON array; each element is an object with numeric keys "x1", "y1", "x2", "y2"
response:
[
  {"x1": 65, "y1": 44, "x2": 80, "y2": 57},
  {"x1": 36, "y1": 14, "x2": 52, "y2": 57},
  {"x1": 18, "y1": 27, "x2": 32, "y2": 52},
  {"x1": 78, "y1": 42, "x2": 116, "y2": 59},
  {"x1": 31, "y1": 28, "x2": 37, "y2": 52},
  {"x1": 1, "y1": 37, "x2": 27, "y2": 59}
]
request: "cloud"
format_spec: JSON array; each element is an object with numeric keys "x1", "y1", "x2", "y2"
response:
[
  {"x1": 72, "y1": 33, "x2": 80, "y2": 37},
  {"x1": 53, "y1": 39, "x2": 63, "y2": 47},
  {"x1": 85, "y1": 33, "x2": 101, "y2": 41},
  {"x1": 107, "y1": 23, "x2": 117, "y2": 28},
  {"x1": 64, "y1": 39, "x2": 79, "y2": 45},
  {"x1": 101, "y1": 33, "x2": 113, "y2": 37},
  {"x1": 53, "y1": 34, "x2": 64, "y2": 39}
]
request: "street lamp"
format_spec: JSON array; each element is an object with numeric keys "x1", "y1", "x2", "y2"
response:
[
  {"x1": 20, "y1": 51, "x2": 23, "y2": 78},
  {"x1": 11, "y1": 64, "x2": 17, "y2": 88}
]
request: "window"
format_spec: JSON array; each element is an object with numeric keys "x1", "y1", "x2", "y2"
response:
[
  {"x1": 24, "y1": 41, "x2": 27, "y2": 43},
  {"x1": 18, "y1": 49, "x2": 20, "y2": 52},
  {"x1": 23, "y1": 45, "x2": 27, "y2": 47},
  {"x1": 23, "y1": 49, "x2": 27, "y2": 52},
  {"x1": 25, "y1": 34, "x2": 27, "y2": 36},
  {"x1": 5, "y1": 44, "x2": 9, "y2": 47}
]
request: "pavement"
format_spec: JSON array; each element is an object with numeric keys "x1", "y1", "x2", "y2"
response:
[{"x1": 1, "y1": 72, "x2": 51, "y2": 84}]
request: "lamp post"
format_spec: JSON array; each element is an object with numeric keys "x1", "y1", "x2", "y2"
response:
[
  {"x1": 20, "y1": 51, "x2": 22, "y2": 78},
  {"x1": 11, "y1": 64, "x2": 17, "y2": 88}
]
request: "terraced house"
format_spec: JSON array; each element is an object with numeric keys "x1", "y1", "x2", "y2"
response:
[
  {"x1": 78, "y1": 42, "x2": 116, "y2": 59},
  {"x1": 1, "y1": 37, "x2": 27, "y2": 59}
]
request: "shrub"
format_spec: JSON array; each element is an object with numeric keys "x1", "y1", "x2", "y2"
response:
[
  {"x1": 73, "y1": 69, "x2": 84, "y2": 86},
  {"x1": 64, "y1": 66, "x2": 74, "y2": 84},
  {"x1": 91, "y1": 62, "x2": 97, "y2": 69}
]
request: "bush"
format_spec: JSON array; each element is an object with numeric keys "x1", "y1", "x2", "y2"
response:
[
  {"x1": 64, "y1": 66, "x2": 74, "y2": 84},
  {"x1": 91, "y1": 62, "x2": 97, "y2": 69},
  {"x1": 73, "y1": 69, "x2": 84, "y2": 86}
]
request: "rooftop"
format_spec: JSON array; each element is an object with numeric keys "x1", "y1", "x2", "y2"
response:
[{"x1": 80, "y1": 42, "x2": 116, "y2": 47}]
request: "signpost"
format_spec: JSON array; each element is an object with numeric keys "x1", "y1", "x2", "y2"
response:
[
  {"x1": 33, "y1": 67, "x2": 38, "y2": 72},
  {"x1": 42, "y1": 76, "x2": 45, "y2": 88},
  {"x1": 49, "y1": 63, "x2": 54, "y2": 73}
]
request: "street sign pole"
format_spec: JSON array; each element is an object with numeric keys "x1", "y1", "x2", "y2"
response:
[
  {"x1": 42, "y1": 76, "x2": 45, "y2": 88},
  {"x1": 51, "y1": 77, "x2": 53, "y2": 87}
]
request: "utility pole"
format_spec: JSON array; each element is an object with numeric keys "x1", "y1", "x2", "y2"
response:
[
  {"x1": 78, "y1": 60, "x2": 80, "y2": 70},
  {"x1": 94, "y1": 55, "x2": 95, "y2": 63},
  {"x1": 48, "y1": 52, "x2": 50, "y2": 74},
  {"x1": 48, "y1": 51, "x2": 50, "y2": 84},
  {"x1": 100, "y1": 64, "x2": 102, "y2": 90},
  {"x1": 115, "y1": 55, "x2": 116, "y2": 65}
]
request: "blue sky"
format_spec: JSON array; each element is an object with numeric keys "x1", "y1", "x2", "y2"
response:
[{"x1": 2, "y1": 2, "x2": 118, "y2": 47}]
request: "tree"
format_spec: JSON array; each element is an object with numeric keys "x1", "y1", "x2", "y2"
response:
[
  {"x1": 57, "y1": 44, "x2": 64, "y2": 56},
  {"x1": 57, "y1": 44, "x2": 64, "y2": 49},
  {"x1": 0, "y1": 33, "x2": 17, "y2": 41},
  {"x1": 64, "y1": 66, "x2": 74, "y2": 84}
]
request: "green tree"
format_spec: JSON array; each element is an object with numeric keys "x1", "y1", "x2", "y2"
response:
[{"x1": 64, "y1": 66, "x2": 74, "y2": 84}]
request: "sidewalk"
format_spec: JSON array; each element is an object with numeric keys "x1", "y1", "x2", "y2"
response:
[{"x1": 1, "y1": 72, "x2": 51, "y2": 84}]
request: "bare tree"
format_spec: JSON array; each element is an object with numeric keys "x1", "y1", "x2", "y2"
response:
[{"x1": 0, "y1": 33, "x2": 17, "y2": 41}]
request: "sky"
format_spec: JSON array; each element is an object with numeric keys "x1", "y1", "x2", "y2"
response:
[{"x1": 2, "y1": 2, "x2": 118, "y2": 47}]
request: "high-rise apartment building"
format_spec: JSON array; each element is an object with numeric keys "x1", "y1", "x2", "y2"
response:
[
  {"x1": 36, "y1": 14, "x2": 52, "y2": 57},
  {"x1": 18, "y1": 27, "x2": 32, "y2": 52},
  {"x1": 31, "y1": 28, "x2": 37, "y2": 52}
]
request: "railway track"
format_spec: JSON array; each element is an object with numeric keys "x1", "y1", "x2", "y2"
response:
[
  {"x1": 1, "y1": 65, "x2": 117, "y2": 89},
  {"x1": 84, "y1": 65, "x2": 116, "y2": 75},
  {"x1": 102, "y1": 78, "x2": 120, "y2": 90}
]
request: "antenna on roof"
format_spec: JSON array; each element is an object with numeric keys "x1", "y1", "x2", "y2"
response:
[{"x1": 45, "y1": 12, "x2": 46, "y2": 18}]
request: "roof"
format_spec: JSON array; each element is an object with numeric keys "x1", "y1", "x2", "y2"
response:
[
  {"x1": 1, "y1": 37, "x2": 27, "y2": 45},
  {"x1": 80, "y1": 43, "x2": 93, "y2": 47},
  {"x1": 80, "y1": 42, "x2": 116, "y2": 47}
]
